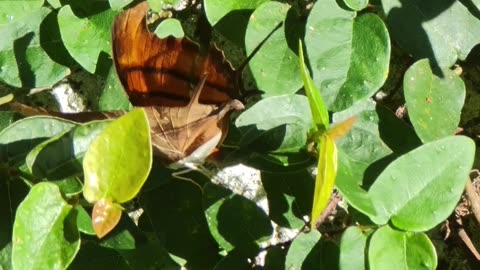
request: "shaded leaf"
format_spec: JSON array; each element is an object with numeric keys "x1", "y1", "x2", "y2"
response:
[
  {"x1": 98, "y1": 67, "x2": 132, "y2": 111},
  {"x1": 76, "y1": 205, "x2": 95, "y2": 235},
  {"x1": 83, "y1": 109, "x2": 152, "y2": 204},
  {"x1": 382, "y1": 0, "x2": 480, "y2": 69},
  {"x1": 12, "y1": 182, "x2": 80, "y2": 270},
  {"x1": 368, "y1": 136, "x2": 475, "y2": 230},
  {"x1": 245, "y1": 2, "x2": 302, "y2": 96},
  {"x1": 404, "y1": 59, "x2": 465, "y2": 142},
  {"x1": 368, "y1": 225, "x2": 436, "y2": 270},
  {"x1": 285, "y1": 231, "x2": 321, "y2": 269}
]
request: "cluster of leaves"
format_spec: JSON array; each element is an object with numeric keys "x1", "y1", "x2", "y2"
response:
[{"x1": 0, "y1": 0, "x2": 479, "y2": 269}]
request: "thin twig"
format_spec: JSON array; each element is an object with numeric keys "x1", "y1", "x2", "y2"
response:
[{"x1": 466, "y1": 171, "x2": 480, "y2": 225}]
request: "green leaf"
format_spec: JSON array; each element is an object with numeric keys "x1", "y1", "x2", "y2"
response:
[
  {"x1": 26, "y1": 121, "x2": 111, "y2": 181},
  {"x1": 203, "y1": 183, "x2": 273, "y2": 253},
  {"x1": 311, "y1": 134, "x2": 337, "y2": 229},
  {"x1": 204, "y1": 0, "x2": 269, "y2": 26},
  {"x1": 245, "y1": 2, "x2": 302, "y2": 96},
  {"x1": 98, "y1": 67, "x2": 132, "y2": 111},
  {"x1": 0, "y1": 1, "x2": 43, "y2": 25},
  {"x1": 12, "y1": 182, "x2": 80, "y2": 270},
  {"x1": 368, "y1": 225, "x2": 437, "y2": 270},
  {"x1": 58, "y1": 5, "x2": 116, "y2": 73},
  {"x1": 343, "y1": 0, "x2": 368, "y2": 11},
  {"x1": 304, "y1": 0, "x2": 355, "y2": 108},
  {"x1": 285, "y1": 231, "x2": 321, "y2": 269},
  {"x1": 368, "y1": 136, "x2": 475, "y2": 230},
  {"x1": 382, "y1": 0, "x2": 480, "y2": 69},
  {"x1": 75, "y1": 205, "x2": 95, "y2": 235},
  {"x1": 0, "y1": 111, "x2": 18, "y2": 133},
  {"x1": 339, "y1": 227, "x2": 366, "y2": 270},
  {"x1": 0, "y1": 7, "x2": 70, "y2": 88},
  {"x1": 0, "y1": 116, "x2": 76, "y2": 164},
  {"x1": 47, "y1": 0, "x2": 61, "y2": 9},
  {"x1": 154, "y1": 18, "x2": 185, "y2": 38},
  {"x1": 235, "y1": 94, "x2": 312, "y2": 153},
  {"x1": 404, "y1": 59, "x2": 465, "y2": 143},
  {"x1": 333, "y1": 100, "x2": 391, "y2": 217},
  {"x1": 83, "y1": 109, "x2": 152, "y2": 203},
  {"x1": 109, "y1": 0, "x2": 134, "y2": 10},
  {"x1": 299, "y1": 40, "x2": 329, "y2": 132},
  {"x1": 330, "y1": 14, "x2": 390, "y2": 111}
]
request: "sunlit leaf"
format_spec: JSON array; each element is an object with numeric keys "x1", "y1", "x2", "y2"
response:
[
  {"x1": 327, "y1": 115, "x2": 357, "y2": 141},
  {"x1": 92, "y1": 198, "x2": 122, "y2": 239},
  {"x1": 311, "y1": 134, "x2": 337, "y2": 229}
]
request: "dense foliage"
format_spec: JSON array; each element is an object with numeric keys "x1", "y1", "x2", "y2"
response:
[{"x1": 0, "y1": 0, "x2": 479, "y2": 269}]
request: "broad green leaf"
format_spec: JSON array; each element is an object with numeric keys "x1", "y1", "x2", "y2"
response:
[
  {"x1": 109, "y1": 0, "x2": 134, "y2": 10},
  {"x1": 382, "y1": 0, "x2": 480, "y2": 69},
  {"x1": 204, "y1": 0, "x2": 269, "y2": 26},
  {"x1": 330, "y1": 14, "x2": 390, "y2": 111},
  {"x1": 26, "y1": 121, "x2": 111, "y2": 181},
  {"x1": 334, "y1": 100, "x2": 392, "y2": 217},
  {"x1": 58, "y1": 5, "x2": 116, "y2": 73},
  {"x1": 235, "y1": 94, "x2": 312, "y2": 153},
  {"x1": 343, "y1": 0, "x2": 368, "y2": 11},
  {"x1": 83, "y1": 109, "x2": 152, "y2": 204},
  {"x1": 285, "y1": 231, "x2": 321, "y2": 269},
  {"x1": 311, "y1": 134, "x2": 337, "y2": 229},
  {"x1": 299, "y1": 40, "x2": 329, "y2": 132},
  {"x1": 98, "y1": 68, "x2": 132, "y2": 111},
  {"x1": 47, "y1": 0, "x2": 61, "y2": 9},
  {"x1": 0, "y1": 7, "x2": 70, "y2": 88},
  {"x1": 0, "y1": 111, "x2": 18, "y2": 133},
  {"x1": 12, "y1": 182, "x2": 80, "y2": 270},
  {"x1": 369, "y1": 136, "x2": 475, "y2": 230},
  {"x1": 245, "y1": 2, "x2": 302, "y2": 96},
  {"x1": 339, "y1": 227, "x2": 366, "y2": 270},
  {"x1": 154, "y1": 18, "x2": 184, "y2": 38},
  {"x1": 261, "y1": 170, "x2": 313, "y2": 229},
  {"x1": 0, "y1": 116, "x2": 76, "y2": 164},
  {"x1": 304, "y1": 0, "x2": 355, "y2": 107},
  {"x1": 139, "y1": 180, "x2": 219, "y2": 269},
  {"x1": 369, "y1": 225, "x2": 436, "y2": 270},
  {"x1": 404, "y1": 59, "x2": 465, "y2": 143},
  {"x1": 203, "y1": 183, "x2": 273, "y2": 252},
  {"x1": 92, "y1": 199, "x2": 122, "y2": 239},
  {"x1": 0, "y1": 1, "x2": 43, "y2": 25}
]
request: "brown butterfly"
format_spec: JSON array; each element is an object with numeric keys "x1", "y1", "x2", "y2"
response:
[{"x1": 10, "y1": 1, "x2": 244, "y2": 169}]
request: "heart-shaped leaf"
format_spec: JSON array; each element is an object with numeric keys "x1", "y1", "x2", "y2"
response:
[
  {"x1": 204, "y1": 0, "x2": 269, "y2": 26},
  {"x1": 83, "y1": 109, "x2": 152, "y2": 204},
  {"x1": 368, "y1": 225, "x2": 436, "y2": 270},
  {"x1": 404, "y1": 59, "x2": 465, "y2": 143}
]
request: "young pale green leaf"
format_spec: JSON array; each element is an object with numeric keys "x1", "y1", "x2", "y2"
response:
[
  {"x1": 58, "y1": 5, "x2": 116, "y2": 73},
  {"x1": 382, "y1": 0, "x2": 480, "y2": 69},
  {"x1": 404, "y1": 59, "x2": 465, "y2": 143},
  {"x1": 343, "y1": 0, "x2": 368, "y2": 11},
  {"x1": 298, "y1": 40, "x2": 329, "y2": 132},
  {"x1": 154, "y1": 18, "x2": 184, "y2": 38},
  {"x1": 339, "y1": 227, "x2": 366, "y2": 270},
  {"x1": 304, "y1": 0, "x2": 355, "y2": 108},
  {"x1": 330, "y1": 14, "x2": 390, "y2": 111},
  {"x1": 47, "y1": 0, "x2": 61, "y2": 9},
  {"x1": 311, "y1": 134, "x2": 337, "y2": 229},
  {"x1": 83, "y1": 109, "x2": 152, "y2": 204},
  {"x1": 0, "y1": 7, "x2": 70, "y2": 88},
  {"x1": 235, "y1": 94, "x2": 312, "y2": 153},
  {"x1": 368, "y1": 225, "x2": 437, "y2": 270},
  {"x1": 26, "y1": 121, "x2": 111, "y2": 181},
  {"x1": 0, "y1": 94, "x2": 13, "y2": 106},
  {"x1": 369, "y1": 136, "x2": 475, "y2": 230},
  {"x1": 204, "y1": 0, "x2": 269, "y2": 25},
  {"x1": 285, "y1": 230, "x2": 321, "y2": 269},
  {"x1": 109, "y1": 0, "x2": 134, "y2": 10},
  {"x1": 98, "y1": 68, "x2": 132, "y2": 111},
  {"x1": 0, "y1": 116, "x2": 76, "y2": 164},
  {"x1": 92, "y1": 198, "x2": 122, "y2": 239},
  {"x1": 12, "y1": 182, "x2": 80, "y2": 270},
  {"x1": 245, "y1": 2, "x2": 302, "y2": 96},
  {"x1": 203, "y1": 183, "x2": 273, "y2": 252}
]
